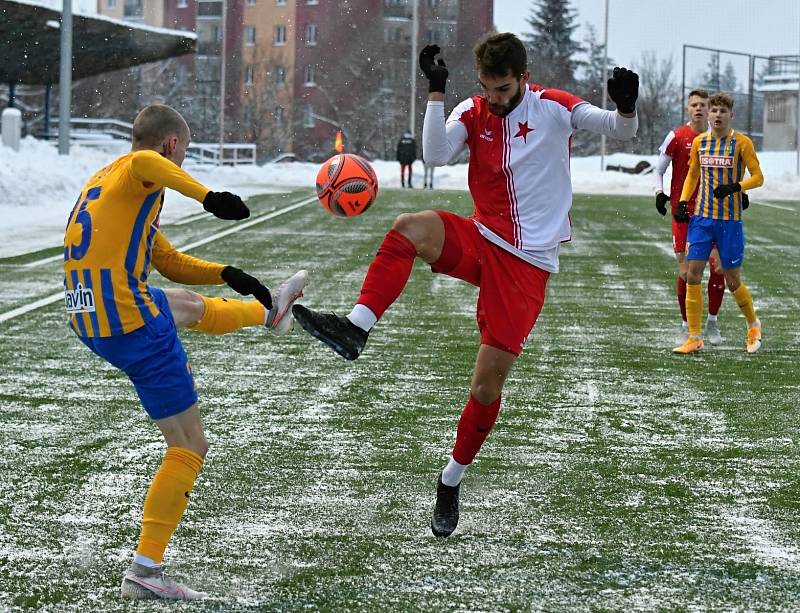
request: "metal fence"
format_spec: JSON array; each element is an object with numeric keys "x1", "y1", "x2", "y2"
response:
[{"x1": 681, "y1": 45, "x2": 774, "y2": 150}]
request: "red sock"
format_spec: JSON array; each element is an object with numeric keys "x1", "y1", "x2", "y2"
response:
[
  {"x1": 356, "y1": 229, "x2": 417, "y2": 319},
  {"x1": 707, "y1": 261, "x2": 725, "y2": 316},
  {"x1": 677, "y1": 276, "x2": 687, "y2": 322},
  {"x1": 452, "y1": 394, "x2": 501, "y2": 465}
]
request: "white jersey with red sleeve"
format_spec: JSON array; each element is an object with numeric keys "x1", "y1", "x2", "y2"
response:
[
  {"x1": 660, "y1": 123, "x2": 700, "y2": 206},
  {"x1": 424, "y1": 84, "x2": 638, "y2": 272}
]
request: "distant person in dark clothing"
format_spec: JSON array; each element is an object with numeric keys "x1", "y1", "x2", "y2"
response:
[
  {"x1": 396, "y1": 131, "x2": 417, "y2": 188},
  {"x1": 424, "y1": 162, "x2": 435, "y2": 189}
]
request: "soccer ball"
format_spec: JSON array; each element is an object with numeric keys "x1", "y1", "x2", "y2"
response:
[{"x1": 315, "y1": 153, "x2": 378, "y2": 217}]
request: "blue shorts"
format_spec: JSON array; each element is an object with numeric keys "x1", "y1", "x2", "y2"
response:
[
  {"x1": 76, "y1": 287, "x2": 197, "y2": 420},
  {"x1": 686, "y1": 216, "x2": 745, "y2": 269}
]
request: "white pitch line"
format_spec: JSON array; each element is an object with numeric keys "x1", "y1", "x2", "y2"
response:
[
  {"x1": 0, "y1": 195, "x2": 316, "y2": 324},
  {"x1": 22, "y1": 195, "x2": 317, "y2": 269},
  {"x1": 753, "y1": 200, "x2": 795, "y2": 212}
]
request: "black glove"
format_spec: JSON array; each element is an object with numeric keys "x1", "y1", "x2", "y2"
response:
[
  {"x1": 674, "y1": 201, "x2": 690, "y2": 223},
  {"x1": 742, "y1": 193, "x2": 749, "y2": 210},
  {"x1": 607, "y1": 67, "x2": 639, "y2": 114},
  {"x1": 655, "y1": 192, "x2": 670, "y2": 216},
  {"x1": 419, "y1": 44, "x2": 448, "y2": 94},
  {"x1": 221, "y1": 266, "x2": 272, "y2": 309},
  {"x1": 203, "y1": 191, "x2": 250, "y2": 220},
  {"x1": 713, "y1": 182, "x2": 741, "y2": 199}
]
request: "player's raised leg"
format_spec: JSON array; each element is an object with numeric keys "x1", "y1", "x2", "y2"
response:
[
  {"x1": 293, "y1": 211, "x2": 444, "y2": 359},
  {"x1": 166, "y1": 270, "x2": 308, "y2": 337}
]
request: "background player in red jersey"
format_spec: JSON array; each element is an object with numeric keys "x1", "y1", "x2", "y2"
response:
[
  {"x1": 292, "y1": 33, "x2": 638, "y2": 538},
  {"x1": 64, "y1": 104, "x2": 307, "y2": 600},
  {"x1": 653, "y1": 89, "x2": 727, "y2": 345}
]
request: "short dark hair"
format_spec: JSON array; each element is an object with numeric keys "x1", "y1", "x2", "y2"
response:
[
  {"x1": 473, "y1": 32, "x2": 527, "y2": 79},
  {"x1": 687, "y1": 89, "x2": 709, "y2": 99},
  {"x1": 132, "y1": 104, "x2": 190, "y2": 148},
  {"x1": 708, "y1": 92, "x2": 734, "y2": 110}
]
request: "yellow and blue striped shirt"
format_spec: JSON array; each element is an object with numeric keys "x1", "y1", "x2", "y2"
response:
[
  {"x1": 63, "y1": 150, "x2": 214, "y2": 337},
  {"x1": 680, "y1": 129, "x2": 764, "y2": 221}
]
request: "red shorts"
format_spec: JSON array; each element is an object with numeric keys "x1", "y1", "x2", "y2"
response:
[
  {"x1": 430, "y1": 210, "x2": 550, "y2": 355},
  {"x1": 672, "y1": 217, "x2": 689, "y2": 254}
]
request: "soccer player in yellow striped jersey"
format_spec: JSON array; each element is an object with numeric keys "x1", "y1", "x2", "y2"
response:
[
  {"x1": 672, "y1": 92, "x2": 764, "y2": 354},
  {"x1": 63, "y1": 104, "x2": 308, "y2": 600}
]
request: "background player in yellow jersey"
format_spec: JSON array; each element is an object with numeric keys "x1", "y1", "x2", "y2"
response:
[
  {"x1": 672, "y1": 92, "x2": 764, "y2": 354},
  {"x1": 63, "y1": 104, "x2": 308, "y2": 600}
]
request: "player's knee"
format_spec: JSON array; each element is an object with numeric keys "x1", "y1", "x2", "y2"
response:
[
  {"x1": 685, "y1": 271, "x2": 702, "y2": 285},
  {"x1": 188, "y1": 434, "x2": 209, "y2": 459},
  {"x1": 471, "y1": 382, "x2": 502, "y2": 405},
  {"x1": 173, "y1": 289, "x2": 205, "y2": 326},
  {"x1": 392, "y1": 213, "x2": 426, "y2": 246}
]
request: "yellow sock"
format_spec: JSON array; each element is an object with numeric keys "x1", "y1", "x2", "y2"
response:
[
  {"x1": 189, "y1": 295, "x2": 265, "y2": 334},
  {"x1": 136, "y1": 447, "x2": 203, "y2": 564},
  {"x1": 686, "y1": 283, "x2": 703, "y2": 338},
  {"x1": 732, "y1": 283, "x2": 757, "y2": 325}
]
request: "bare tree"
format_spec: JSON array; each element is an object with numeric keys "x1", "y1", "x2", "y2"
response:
[
  {"x1": 628, "y1": 50, "x2": 682, "y2": 154},
  {"x1": 235, "y1": 49, "x2": 293, "y2": 160},
  {"x1": 299, "y1": 16, "x2": 394, "y2": 158}
]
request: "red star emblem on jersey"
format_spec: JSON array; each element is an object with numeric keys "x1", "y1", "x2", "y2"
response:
[{"x1": 514, "y1": 121, "x2": 534, "y2": 143}]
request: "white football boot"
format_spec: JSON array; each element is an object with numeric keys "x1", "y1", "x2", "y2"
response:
[
  {"x1": 120, "y1": 562, "x2": 207, "y2": 601},
  {"x1": 266, "y1": 270, "x2": 309, "y2": 336},
  {"x1": 706, "y1": 319, "x2": 722, "y2": 345}
]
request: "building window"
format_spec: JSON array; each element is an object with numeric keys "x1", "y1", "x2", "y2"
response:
[
  {"x1": 107, "y1": 0, "x2": 116, "y2": 8},
  {"x1": 303, "y1": 104, "x2": 315, "y2": 128},
  {"x1": 768, "y1": 96, "x2": 787, "y2": 123},
  {"x1": 274, "y1": 24, "x2": 287, "y2": 45},
  {"x1": 176, "y1": 0, "x2": 187, "y2": 7},
  {"x1": 304, "y1": 23, "x2": 318, "y2": 46},
  {"x1": 303, "y1": 64, "x2": 316, "y2": 86},
  {"x1": 276, "y1": 0, "x2": 287, "y2": 4},
  {"x1": 274, "y1": 65, "x2": 286, "y2": 86},
  {"x1": 245, "y1": 0, "x2": 256, "y2": 5},
  {"x1": 244, "y1": 64, "x2": 254, "y2": 85},
  {"x1": 306, "y1": 0, "x2": 318, "y2": 4},
  {"x1": 274, "y1": 106, "x2": 284, "y2": 127},
  {"x1": 244, "y1": 26, "x2": 256, "y2": 46}
]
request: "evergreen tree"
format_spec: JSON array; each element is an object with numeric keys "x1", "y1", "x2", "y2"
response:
[
  {"x1": 720, "y1": 61, "x2": 739, "y2": 93},
  {"x1": 572, "y1": 24, "x2": 612, "y2": 155},
  {"x1": 523, "y1": 0, "x2": 583, "y2": 90}
]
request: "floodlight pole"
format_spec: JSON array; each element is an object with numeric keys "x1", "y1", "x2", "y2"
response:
[
  {"x1": 599, "y1": 0, "x2": 609, "y2": 171},
  {"x1": 409, "y1": 0, "x2": 419, "y2": 136},
  {"x1": 219, "y1": 0, "x2": 227, "y2": 167},
  {"x1": 58, "y1": 0, "x2": 72, "y2": 155}
]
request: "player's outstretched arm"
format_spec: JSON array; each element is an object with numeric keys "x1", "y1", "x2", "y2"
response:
[
  {"x1": 130, "y1": 150, "x2": 249, "y2": 220},
  {"x1": 151, "y1": 230, "x2": 226, "y2": 285},
  {"x1": 202, "y1": 191, "x2": 250, "y2": 220}
]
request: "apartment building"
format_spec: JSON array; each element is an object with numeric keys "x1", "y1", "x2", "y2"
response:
[{"x1": 95, "y1": 0, "x2": 493, "y2": 159}]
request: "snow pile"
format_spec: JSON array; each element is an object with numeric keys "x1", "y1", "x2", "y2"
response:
[{"x1": 1, "y1": 137, "x2": 797, "y2": 258}]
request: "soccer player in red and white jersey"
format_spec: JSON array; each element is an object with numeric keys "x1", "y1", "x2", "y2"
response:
[
  {"x1": 292, "y1": 33, "x2": 638, "y2": 537},
  {"x1": 653, "y1": 89, "x2": 727, "y2": 345}
]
